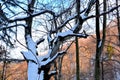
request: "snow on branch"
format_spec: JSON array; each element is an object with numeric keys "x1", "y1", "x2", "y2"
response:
[
  {"x1": 57, "y1": 30, "x2": 88, "y2": 39},
  {"x1": 40, "y1": 50, "x2": 66, "y2": 66},
  {"x1": 39, "y1": 40, "x2": 74, "y2": 68},
  {"x1": 49, "y1": 71, "x2": 57, "y2": 77},
  {"x1": 26, "y1": 35, "x2": 37, "y2": 52},
  {"x1": 57, "y1": 22, "x2": 88, "y2": 39},
  {"x1": 85, "y1": 0, "x2": 96, "y2": 15},
  {"x1": 51, "y1": 0, "x2": 96, "y2": 34},
  {"x1": 21, "y1": 51, "x2": 38, "y2": 64},
  {"x1": 21, "y1": 35, "x2": 39, "y2": 64},
  {"x1": 39, "y1": 22, "x2": 88, "y2": 66},
  {"x1": 42, "y1": 26, "x2": 88, "y2": 67},
  {"x1": 81, "y1": 0, "x2": 96, "y2": 19},
  {"x1": 50, "y1": 0, "x2": 97, "y2": 33}
]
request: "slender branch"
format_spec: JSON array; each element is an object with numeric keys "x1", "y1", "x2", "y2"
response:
[
  {"x1": 36, "y1": 38, "x2": 45, "y2": 45},
  {"x1": 0, "y1": 24, "x2": 26, "y2": 31},
  {"x1": 84, "y1": 5, "x2": 120, "y2": 21},
  {"x1": 41, "y1": 41, "x2": 74, "y2": 66},
  {"x1": 52, "y1": 14, "x2": 78, "y2": 33},
  {"x1": 85, "y1": 0, "x2": 96, "y2": 16},
  {"x1": 8, "y1": 10, "x2": 56, "y2": 23},
  {"x1": 0, "y1": 58, "x2": 25, "y2": 62}
]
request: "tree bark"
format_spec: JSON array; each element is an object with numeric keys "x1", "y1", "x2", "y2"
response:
[
  {"x1": 95, "y1": 0, "x2": 101, "y2": 80},
  {"x1": 75, "y1": 37, "x2": 80, "y2": 80},
  {"x1": 76, "y1": 0, "x2": 81, "y2": 79},
  {"x1": 116, "y1": 0, "x2": 120, "y2": 45},
  {"x1": 101, "y1": 0, "x2": 107, "y2": 80}
]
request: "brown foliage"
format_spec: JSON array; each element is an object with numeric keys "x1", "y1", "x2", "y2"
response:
[{"x1": 0, "y1": 62, "x2": 27, "y2": 80}]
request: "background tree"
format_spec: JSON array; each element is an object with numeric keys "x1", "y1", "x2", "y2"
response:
[
  {"x1": 116, "y1": 0, "x2": 120, "y2": 45},
  {"x1": 101, "y1": 0, "x2": 107, "y2": 80},
  {"x1": 75, "y1": 0, "x2": 81, "y2": 80},
  {"x1": 0, "y1": 45, "x2": 6, "y2": 80},
  {"x1": 95, "y1": 0, "x2": 101, "y2": 80}
]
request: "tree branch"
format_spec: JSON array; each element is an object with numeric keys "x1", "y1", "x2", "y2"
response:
[
  {"x1": 36, "y1": 38, "x2": 45, "y2": 45},
  {"x1": 0, "y1": 58, "x2": 25, "y2": 62},
  {"x1": 84, "y1": 5, "x2": 120, "y2": 21},
  {"x1": 8, "y1": 10, "x2": 56, "y2": 23},
  {"x1": 0, "y1": 24, "x2": 26, "y2": 31}
]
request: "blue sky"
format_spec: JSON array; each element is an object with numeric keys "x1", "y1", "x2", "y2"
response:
[{"x1": 1, "y1": 0, "x2": 119, "y2": 59}]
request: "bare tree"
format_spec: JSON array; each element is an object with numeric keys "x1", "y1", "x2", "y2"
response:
[
  {"x1": 75, "y1": 0, "x2": 81, "y2": 80},
  {"x1": 94, "y1": 0, "x2": 101, "y2": 80},
  {"x1": 116, "y1": 0, "x2": 120, "y2": 45},
  {"x1": 101, "y1": 0, "x2": 107, "y2": 80},
  {"x1": 0, "y1": 0, "x2": 120, "y2": 80}
]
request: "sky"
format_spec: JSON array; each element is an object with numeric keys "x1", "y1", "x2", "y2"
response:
[
  {"x1": 0, "y1": 0, "x2": 119, "y2": 59},
  {"x1": 4, "y1": 0, "x2": 74, "y2": 59}
]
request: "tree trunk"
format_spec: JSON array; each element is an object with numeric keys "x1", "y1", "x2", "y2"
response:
[
  {"x1": 95, "y1": 0, "x2": 101, "y2": 80},
  {"x1": 58, "y1": 57, "x2": 63, "y2": 80},
  {"x1": 23, "y1": 1, "x2": 51, "y2": 80},
  {"x1": 75, "y1": 37, "x2": 80, "y2": 80},
  {"x1": 116, "y1": 0, "x2": 120, "y2": 45},
  {"x1": 53, "y1": 61, "x2": 58, "y2": 80},
  {"x1": 76, "y1": 0, "x2": 81, "y2": 80},
  {"x1": 2, "y1": 59, "x2": 6, "y2": 80},
  {"x1": 101, "y1": 0, "x2": 107, "y2": 80},
  {"x1": 2, "y1": 49, "x2": 7, "y2": 80},
  {"x1": 27, "y1": 61, "x2": 51, "y2": 80}
]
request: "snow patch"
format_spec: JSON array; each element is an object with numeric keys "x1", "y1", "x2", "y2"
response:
[
  {"x1": 98, "y1": 40, "x2": 102, "y2": 48},
  {"x1": 28, "y1": 0, "x2": 32, "y2": 4},
  {"x1": 39, "y1": 70, "x2": 44, "y2": 80},
  {"x1": 26, "y1": 35, "x2": 37, "y2": 53},
  {"x1": 49, "y1": 71, "x2": 56, "y2": 75},
  {"x1": 21, "y1": 51, "x2": 37, "y2": 63},
  {"x1": 81, "y1": 13, "x2": 87, "y2": 19},
  {"x1": 28, "y1": 61, "x2": 38, "y2": 80}
]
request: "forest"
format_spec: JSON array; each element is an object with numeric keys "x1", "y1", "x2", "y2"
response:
[{"x1": 0, "y1": 0, "x2": 120, "y2": 80}]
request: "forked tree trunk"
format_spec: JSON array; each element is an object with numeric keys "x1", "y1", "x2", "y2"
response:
[{"x1": 22, "y1": 35, "x2": 51, "y2": 80}]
